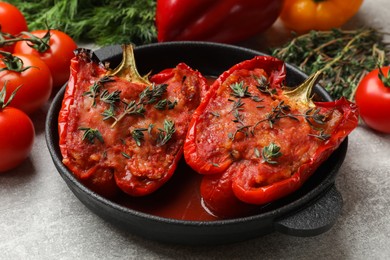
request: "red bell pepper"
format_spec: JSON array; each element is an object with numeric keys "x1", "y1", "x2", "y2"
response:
[
  {"x1": 59, "y1": 45, "x2": 207, "y2": 198},
  {"x1": 156, "y1": 0, "x2": 284, "y2": 43},
  {"x1": 184, "y1": 56, "x2": 359, "y2": 218}
]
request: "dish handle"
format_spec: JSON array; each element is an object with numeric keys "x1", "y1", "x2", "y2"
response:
[{"x1": 274, "y1": 185, "x2": 343, "y2": 237}]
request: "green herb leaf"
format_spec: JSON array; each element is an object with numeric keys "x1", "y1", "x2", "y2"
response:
[
  {"x1": 156, "y1": 120, "x2": 175, "y2": 146},
  {"x1": 271, "y1": 28, "x2": 390, "y2": 100},
  {"x1": 131, "y1": 128, "x2": 148, "y2": 147},
  {"x1": 261, "y1": 142, "x2": 282, "y2": 165},
  {"x1": 79, "y1": 127, "x2": 104, "y2": 144},
  {"x1": 230, "y1": 81, "x2": 252, "y2": 98}
]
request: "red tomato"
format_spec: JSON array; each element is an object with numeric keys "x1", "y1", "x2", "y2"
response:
[
  {"x1": 0, "y1": 104, "x2": 35, "y2": 172},
  {"x1": 0, "y1": 53, "x2": 53, "y2": 114},
  {"x1": 0, "y1": 2, "x2": 28, "y2": 52},
  {"x1": 0, "y1": 2, "x2": 27, "y2": 35},
  {"x1": 14, "y1": 29, "x2": 77, "y2": 88},
  {"x1": 355, "y1": 67, "x2": 390, "y2": 133}
]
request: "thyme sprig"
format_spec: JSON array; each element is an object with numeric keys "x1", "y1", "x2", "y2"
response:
[
  {"x1": 261, "y1": 143, "x2": 282, "y2": 165},
  {"x1": 256, "y1": 75, "x2": 276, "y2": 96},
  {"x1": 230, "y1": 81, "x2": 252, "y2": 98},
  {"x1": 139, "y1": 83, "x2": 168, "y2": 104},
  {"x1": 78, "y1": 127, "x2": 104, "y2": 144},
  {"x1": 251, "y1": 100, "x2": 299, "y2": 133},
  {"x1": 83, "y1": 76, "x2": 115, "y2": 107},
  {"x1": 156, "y1": 120, "x2": 176, "y2": 146},
  {"x1": 228, "y1": 81, "x2": 264, "y2": 140},
  {"x1": 131, "y1": 128, "x2": 148, "y2": 147},
  {"x1": 271, "y1": 28, "x2": 390, "y2": 100},
  {"x1": 111, "y1": 83, "x2": 168, "y2": 127}
]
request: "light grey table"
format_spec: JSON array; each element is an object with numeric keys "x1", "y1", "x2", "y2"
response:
[{"x1": 1, "y1": 1, "x2": 389, "y2": 259}]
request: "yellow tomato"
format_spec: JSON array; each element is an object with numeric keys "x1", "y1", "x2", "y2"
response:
[{"x1": 280, "y1": 0, "x2": 364, "y2": 32}]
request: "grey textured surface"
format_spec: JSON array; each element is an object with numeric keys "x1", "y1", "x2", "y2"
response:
[{"x1": 1, "y1": 1, "x2": 390, "y2": 259}]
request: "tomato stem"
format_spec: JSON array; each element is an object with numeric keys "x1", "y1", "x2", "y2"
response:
[
  {"x1": 0, "y1": 83, "x2": 22, "y2": 110},
  {"x1": 378, "y1": 67, "x2": 390, "y2": 88},
  {"x1": 0, "y1": 23, "x2": 51, "y2": 52},
  {"x1": 0, "y1": 51, "x2": 33, "y2": 73}
]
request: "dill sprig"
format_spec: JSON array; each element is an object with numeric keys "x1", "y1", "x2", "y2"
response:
[
  {"x1": 271, "y1": 28, "x2": 390, "y2": 100},
  {"x1": 4, "y1": 0, "x2": 157, "y2": 46}
]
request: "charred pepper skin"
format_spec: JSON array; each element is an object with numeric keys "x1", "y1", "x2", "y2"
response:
[
  {"x1": 156, "y1": 0, "x2": 284, "y2": 43},
  {"x1": 184, "y1": 56, "x2": 358, "y2": 218}
]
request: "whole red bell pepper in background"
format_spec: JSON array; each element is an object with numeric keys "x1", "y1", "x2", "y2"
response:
[
  {"x1": 184, "y1": 56, "x2": 359, "y2": 218},
  {"x1": 156, "y1": 0, "x2": 284, "y2": 43}
]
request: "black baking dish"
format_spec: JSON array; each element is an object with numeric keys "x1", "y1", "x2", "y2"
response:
[{"x1": 45, "y1": 41, "x2": 346, "y2": 245}]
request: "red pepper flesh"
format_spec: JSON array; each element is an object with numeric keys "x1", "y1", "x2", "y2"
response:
[
  {"x1": 59, "y1": 47, "x2": 207, "y2": 198},
  {"x1": 184, "y1": 56, "x2": 359, "y2": 218},
  {"x1": 156, "y1": 0, "x2": 284, "y2": 43}
]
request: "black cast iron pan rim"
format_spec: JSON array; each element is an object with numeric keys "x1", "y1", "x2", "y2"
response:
[{"x1": 45, "y1": 41, "x2": 342, "y2": 228}]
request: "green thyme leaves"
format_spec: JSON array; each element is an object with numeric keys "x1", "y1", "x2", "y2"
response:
[
  {"x1": 78, "y1": 127, "x2": 104, "y2": 144},
  {"x1": 261, "y1": 143, "x2": 282, "y2": 165},
  {"x1": 230, "y1": 81, "x2": 252, "y2": 98},
  {"x1": 271, "y1": 28, "x2": 390, "y2": 100},
  {"x1": 131, "y1": 128, "x2": 148, "y2": 147},
  {"x1": 83, "y1": 76, "x2": 115, "y2": 107},
  {"x1": 111, "y1": 83, "x2": 169, "y2": 127},
  {"x1": 156, "y1": 120, "x2": 176, "y2": 146},
  {"x1": 81, "y1": 78, "x2": 176, "y2": 147}
]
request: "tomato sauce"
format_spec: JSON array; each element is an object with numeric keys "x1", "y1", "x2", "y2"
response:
[{"x1": 114, "y1": 159, "x2": 219, "y2": 221}]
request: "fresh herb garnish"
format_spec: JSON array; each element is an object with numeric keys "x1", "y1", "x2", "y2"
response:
[
  {"x1": 156, "y1": 120, "x2": 175, "y2": 146},
  {"x1": 112, "y1": 83, "x2": 168, "y2": 127},
  {"x1": 308, "y1": 130, "x2": 331, "y2": 141},
  {"x1": 131, "y1": 128, "x2": 148, "y2": 147},
  {"x1": 139, "y1": 83, "x2": 168, "y2": 104},
  {"x1": 154, "y1": 99, "x2": 177, "y2": 110},
  {"x1": 121, "y1": 152, "x2": 131, "y2": 159},
  {"x1": 230, "y1": 81, "x2": 252, "y2": 98},
  {"x1": 79, "y1": 127, "x2": 104, "y2": 144},
  {"x1": 83, "y1": 76, "x2": 115, "y2": 107},
  {"x1": 261, "y1": 143, "x2": 282, "y2": 165},
  {"x1": 256, "y1": 75, "x2": 275, "y2": 96}
]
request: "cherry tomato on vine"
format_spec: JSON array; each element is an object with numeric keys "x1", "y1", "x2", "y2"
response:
[
  {"x1": 14, "y1": 29, "x2": 77, "y2": 88},
  {"x1": 0, "y1": 52, "x2": 53, "y2": 114},
  {"x1": 0, "y1": 86, "x2": 35, "y2": 172},
  {"x1": 0, "y1": 2, "x2": 28, "y2": 52},
  {"x1": 355, "y1": 67, "x2": 390, "y2": 134},
  {"x1": 280, "y1": 0, "x2": 363, "y2": 33}
]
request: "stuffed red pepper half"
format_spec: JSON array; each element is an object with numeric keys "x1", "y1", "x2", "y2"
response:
[
  {"x1": 184, "y1": 56, "x2": 359, "y2": 218},
  {"x1": 59, "y1": 45, "x2": 207, "y2": 198}
]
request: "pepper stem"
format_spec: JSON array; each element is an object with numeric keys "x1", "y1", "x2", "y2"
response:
[
  {"x1": 283, "y1": 71, "x2": 322, "y2": 108},
  {"x1": 106, "y1": 44, "x2": 150, "y2": 85}
]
